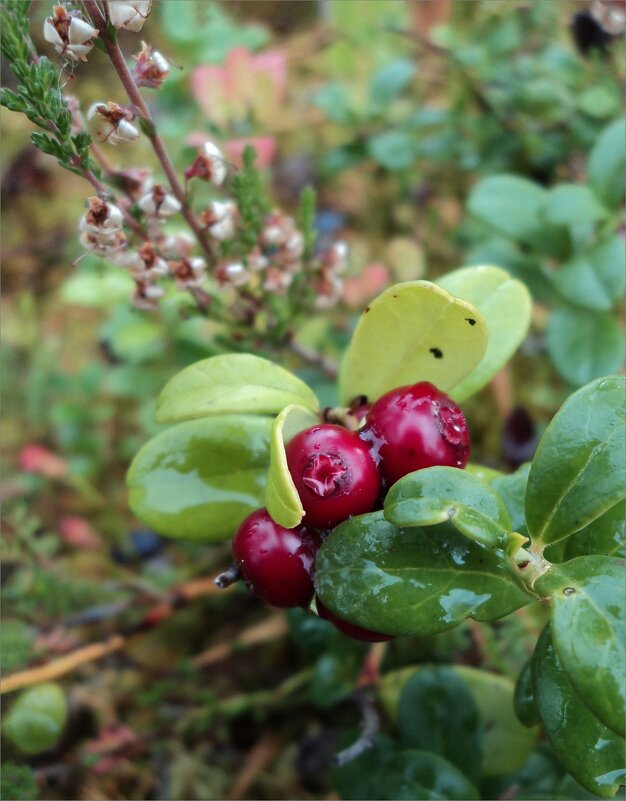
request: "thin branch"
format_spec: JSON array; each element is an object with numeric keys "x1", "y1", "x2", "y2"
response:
[
  {"x1": 83, "y1": 1, "x2": 215, "y2": 264},
  {"x1": 333, "y1": 688, "x2": 380, "y2": 767}
]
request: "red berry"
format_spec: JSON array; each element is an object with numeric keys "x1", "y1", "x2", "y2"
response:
[
  {"x1": 360, "y1": 382, "x2": 470, "y2": 486},
  {"x1": 316, "y1": 596, "x2": 394, "y2": 642},
  {"x1": 232, "y1": 509, "x2": 320, "y2": 608},
  {"x1": 285, "y1": 425, "x2": 381, "y2": 529}
]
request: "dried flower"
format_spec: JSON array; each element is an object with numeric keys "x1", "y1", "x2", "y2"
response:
[
  {"x1": 314, "y1": 274, "x2": 343, "y2": 309},
  {"x1": 246, "y1": 247, "x2": 269, "y2": 273},
  {"x1": 160, "y1": 232, "x2": 195, "y2": 259},
  {"x1": 170, "y1": 257, "x2": 207, "y2": 289},
  {"x1": 138, "y1": 184, "x2": 181, "y2": 218},
  {"x1": 117, "y1": 241, "x2": 168, "y2": 280},
  {"x1": 80, "y1": 230, "x2": 128, "y2": 257},
  {"x1": 107, "y1": 1, "x2": 153, "y2": 32},
  {"x1": 216, "y1": 262, "x2": 249, "y2": 288},
  {"x1": 133, "y1": 41, "x2": 169, "y2": 88},
  {"x1": 79, "y1": 196, "x2": 124, "y2": 235},
  {"x1": 133, "y1": 279, "x2": 164, "y2": 311},
  {"x1": 184, "y1": 141, "x2": 227, "y2": 185},
  {"x1": 200, "y1": 200, "x2": 237, "y2": 241},
  {"x1": 112, "y1": 168, "x2": 153, "y2": 200},
  {"x1": 44, "y1": 5, "x2": 98, "y2": 62},
  {"x1": 88, "y1": 102, "x2": 139, "y2": 145}
]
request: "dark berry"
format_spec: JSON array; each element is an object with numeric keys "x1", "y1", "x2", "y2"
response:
[
  {"x1": 360, "y1": 381, "x2": 470, "y2": 486},
  {"x1": 316, "y1": 596, "x2": 394, "y2": 642},
  {"x1": 232, "y1": 509, "x2": 319, "y2": 608},
  {"x1": 285, "y1": 424, "x2": 381, "y2": 529}
]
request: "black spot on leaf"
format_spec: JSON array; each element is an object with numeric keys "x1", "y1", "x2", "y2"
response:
[
  {"x1": 430, "y1": 347, "x2": 443, "y2": 359},
  {"x1": 465, "y1": 318, "x2": 476, "y2": 326}
]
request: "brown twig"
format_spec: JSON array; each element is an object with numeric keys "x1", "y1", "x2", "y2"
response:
[
  {"x1": 333, "y1": 688, "x2": 380, "y2": 767},
  {"x1": 191, "y1": 613, "x2": 288, "y2": 669},
  {"x1": 83, "y1": 1, "x2": 215, "y2": 264},
  {"x1": 227, "y1": 733, "x2": 282, "y2": 801}
]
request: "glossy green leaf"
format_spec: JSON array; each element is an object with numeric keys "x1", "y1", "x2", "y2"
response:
[
  {"x1": 562, "y1": 500, "x2": 626, "y2": 561},
  {"x1": 514, "y1": 659, "x2": 540, "y2": 727},
  {"x1": 525, "y1": 376, "x2": 626, "y2": 547},
  {"x1": 265, "y1": 404, "x2": 319, "y2": 529},
  {"x1": 543, "y1": 184, "x2": 608, "y2": 227},
  {"x1": 333, "y1": 738, "x2": 480, "y2": 801},
  {"x1": 553, "y1": 237, "x2": 626, "y2": 313},
  {"x1": 127, "y1": 415, "x2": 272, "y2": 541},
  {"x1": 338, "y1": 281, "x2": 488, "y2": 405},
  {"x1": 546, "y1": 309, "x2": 625, "y2": 387},
  {"x1": 587, "y1": 118, "x2": 626, "y2": 209},
  {"x1": 437, "y1": 265, "x2": 532, "y2": 402},
  {"x1": 384, "y1": 466, "x2": 511, "y2": 549},
  {"x1": 397, "y1": 666, "x2": 482, "y2": 781},
  {"x1": 378, "y1": 665, "x2": 538, "y2": 776},
  {"x1": 467, "y1": 175, "x2": 547, "y2": 243},
  {"x1": 535, "y1": 557, "x2": 625, "y2": 736},
  {"x1": 465, "y1": 463, "x2": 503, "y2": 484},
  {"x1": 492, "y1": 462, "x2": 531, "y2": 536},
  {"x1": 155, "y1": 354, "x2": 319, "y2": 423},
  {"x1": 531, "y1": 625, "x2": 625, "y2": 798},
  {"x1": 315, "y1": 512, "x2": 531, "y2": 637},
  {"x1": 2, "y1": 683, "x2": 67, "y2": 755}
]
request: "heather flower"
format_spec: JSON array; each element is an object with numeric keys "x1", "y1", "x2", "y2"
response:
[
  {"x1": 246, "y1": 247, "x2": 269, "y2": 273},
  {"x1": 216, "y1": 262, "x2": 249, "y2": 288},
  {"x1": 184, "y1": 141, "x2": 227, "y2": 185},
  {"x1": 117, "y1": 241, "x2": 168, "y2": 281},
  {"x1": 133, "y1": 279, "x2": 164, "y2": 311},
  {"x1": 107, "y1": 1, "x2": 153, "y2": 32},
  {"x1": 80, "y1": 230, "x2": 128, "y2": 257},
  {"x1": 88, "y1": 102, "x2": 139, "y2": 145},
  {"x1": 133, "y1": 41, "x2": 169, "y2": 89},
  {"x1": 200, "y1": 200, "x2": 237, "y2": 241},
  {"x1": 170, "y1": 257, "x2": 207, "y2": 289},
  {"x1": 79, "y1": 196, "x2": 124, "y2": 236},
  {"x1": 263, "y1": 267, "x2": 292, "y2": 294},
  {"x1": 44, "y1": 5, "x2": 98, "y2": 62},
  {"x1": 160, "y1": 232, "x2": 195, "y2": 259},
  {"x1": 138, "y1": 184, "x2": 181, "y2": 219}
]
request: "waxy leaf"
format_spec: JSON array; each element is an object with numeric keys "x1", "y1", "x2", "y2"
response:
[
  {"x1": 397, "y1": 666, "x2": 482, "y2": 782},
  {"x1": 378, "y1": 665, "x2": 538, "y2": 776},
  {"x1": 127, "y1": 415, "x2": 272, "y2": 541},
  {"x1": 531, "y1": 625, "x2": 625, "y2": 798},
  {"x1": 514, "y1": 659, "x2": 540, "y2": 728},
  {"x1": 437, "y1": 265, "x2": 532, "y2": 402},
  {"x1": 492, "y1": 462, "x2": 531, "y2": 536},
  {"x1": 155, "y1": 354, "x2": 319, "y2": 423},
  {"x1": 315, "y1": 512, "x2": 531, "y2": 637},
  {"x1": 3, "y1": 684, "x2": 67, "y2": 755},
  {"x1": 338, "y1": 281, "x2": 487, "y2": 405},
  {"x1": 535, "y1": 556, "x2": 625, "y2": 737},
  {"x1": 384, "y1": 466, "x2": 511, "y2": 549},
  {"x1": 265, "y1": 404, "x2": 319, "y2": 529},
  {"x1": 525, "y1": 376, "x2": 626, "y2": 547},
  {"x1": 562, "y1": 500, "x2": 626, "y2": 561}
]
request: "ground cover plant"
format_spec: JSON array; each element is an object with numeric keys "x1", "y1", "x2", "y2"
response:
[{"x1": 1, "y1": 1, "x2": 624, "y2": 800}]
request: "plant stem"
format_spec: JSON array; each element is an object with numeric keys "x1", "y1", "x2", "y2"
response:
[{"x1": 83, "y1": 0, "x2": 215, "y2": 264}]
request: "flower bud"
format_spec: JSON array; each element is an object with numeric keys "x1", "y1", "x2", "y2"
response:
[
  {"x1": 133, "y1": 41, "x2": 169, "y2": 88},
  {"x1": 138, "y1": 184, "x2": 181, "y2": 219},
  {"x1": 44, "y1": 5, "x2": 98, "y2": 62},
  {"x1": 107, "y1": 1, "x2": 153, "y2": 32},
  {"x1": 88, "y1": 102, "x2": 139, "y2": 145},
  {"x1": 184, "y1": 141, "x2": 227, "y2": 186}
]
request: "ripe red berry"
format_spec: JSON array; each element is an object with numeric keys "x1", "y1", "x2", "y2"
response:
[
  {"x1": 316, "y1": 596, "x2": 394, "y2": 642},
  {"x1": 232, "y1": 509, "x2": 320, "y2": 608},
  {"x1": 360, "y1": 382, "x2": 470, "y2": 486},
  {"x1": 285, "y1": 424, "x2": 381, "y2": 529}
]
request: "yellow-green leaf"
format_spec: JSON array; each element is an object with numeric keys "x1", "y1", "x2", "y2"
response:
[
  {"x1": 437, "y1": 265, "x2": 532, "y2": 402},
  {"x1": 155, "y1": 353, "x2": 320, "y2": 423},
  {"x1": 338, "y1": 281, "x2": 488, "y2": 405},
  {"x1": 265, "y1": 404, "x2": 319, "y2": 528}
]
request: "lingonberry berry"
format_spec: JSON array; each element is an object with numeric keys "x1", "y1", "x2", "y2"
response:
[
  {"x1": 232, "y1": 509, "x2": 320, "y2": 608},
  {"x1": 316, "y1": 596, "x2": 394, "y2": 642},
  {"x1": 360, "y1": 382, "x2": 470, "y2": 486},
  {"x1": 285, "y1": 425, "x2": 381, "y2": 529}
]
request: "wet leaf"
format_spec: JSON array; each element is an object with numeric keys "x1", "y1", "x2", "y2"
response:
[
  {"x1": 535, "y1": 557, "x2": 625, "y2": 736},
  {"x1": 384, "y1": 466, "x2": 511, "y2": 549},
  {"x1": 437, "y1": 265, "x2": 531, "y2": 402},
  {"x1": 397, "y1": 666, "x2": 482, "y2": 782},
  {"x1": 531, "y1": 625, "x2": 625, "y2": 798},
  {"x1": 127, "y1": 415, "x2": 272, "y2": 541},
  {"x1": 3, "y1": 683, "x2": 67, "y2": 755},
  {"x1": 155, "y1": 354, "x2": 319, "y2": 423},
  {"x1": 339, "y1": 281, "x2": 487, "y2": 405},
  {"x1": 265, "y1": 404, "x2": 319, "y2": 528},
  {"x1": 525, "y1": 376, "x2": 625, "y2": 547},
  {"x1": 315, "y1": 512, "x2": 531, "y2": 637}
]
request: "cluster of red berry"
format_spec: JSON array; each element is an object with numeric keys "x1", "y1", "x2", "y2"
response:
[{"x1": 231, "y1": 382, "x2": 470, "y2": 641}]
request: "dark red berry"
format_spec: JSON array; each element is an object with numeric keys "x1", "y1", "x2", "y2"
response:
[
  {"x1": 360, "y1": 381, "x2": 470, "y2": 486},
  {"x1": 285, "y1": 424, "x2": 381, "y2": 529},
  {"x1": 316, "y1": 596, "x2": 394, "y2": 642},
  {"x1": 232, "y1": 509, "x2": 320, "y2": 608}
]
